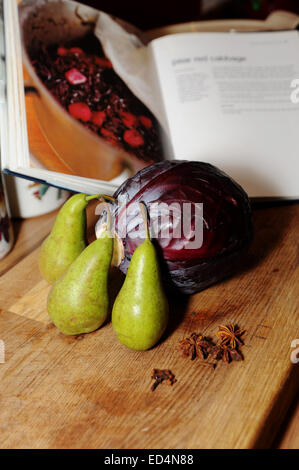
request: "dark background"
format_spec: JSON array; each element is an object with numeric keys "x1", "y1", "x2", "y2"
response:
[{"x1": 80, "y1": 1, "x2": 299, "y2": 30}]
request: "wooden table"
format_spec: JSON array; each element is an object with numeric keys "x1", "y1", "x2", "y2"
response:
[{"x1": 0, "y1": 202, "x2": 298, "y2": 449}]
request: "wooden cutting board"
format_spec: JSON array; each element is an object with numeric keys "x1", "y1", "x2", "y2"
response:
[{"x1": 0, "y1": 203, "x2": 298, "y2": 449}]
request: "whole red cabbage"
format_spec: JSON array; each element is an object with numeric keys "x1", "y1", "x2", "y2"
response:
[{"x1": 108, "y1": 161, "x2": 252, "y2": 294}]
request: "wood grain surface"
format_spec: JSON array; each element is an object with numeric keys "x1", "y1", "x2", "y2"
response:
[
  {"x1": 279, "y1": 398, "x2": 299, "y2": 448},
  {"x1": 0, "y1": 203, "x2": 298, "y2": 449}
]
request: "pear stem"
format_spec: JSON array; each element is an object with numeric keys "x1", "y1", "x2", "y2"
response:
[
  {"x1": 85, "y1": 194, "x2": 115, "y2": 203},
  {"x1": 139, "y1": 202, "x2": 150, "y2": 240}
]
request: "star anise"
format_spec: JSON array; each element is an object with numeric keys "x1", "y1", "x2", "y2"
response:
[
  {"x1": 178, "y1": 332, "x2": 214, "y2": 360},
  {"x1": 228, "y1": 347, "x2": 243, "y2": 362},
  {"x1": 210, "y1": 344, "x2": 243, "y2": 363},
  {"x1": 210, "y1": 345, "x2": 224, "y2": 361},
  {"x1": 151, "y1": 369, "x2": 177, "y2": 391},
  {"x1": 216, "y1": 324, "x2": 246, "y2": 349}
]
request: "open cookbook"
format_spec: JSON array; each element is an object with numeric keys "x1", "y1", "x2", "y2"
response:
[{"x1": 1, "y1": 0, "x2": 299, "y2": 198}]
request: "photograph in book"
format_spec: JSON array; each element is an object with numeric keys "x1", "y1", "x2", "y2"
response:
[
  {"x1": 1, "y1": 0, "x2": 299, "y2": 198},
  {"x1": 1, "y1": 0, "x2": 173, "y2": 195}
]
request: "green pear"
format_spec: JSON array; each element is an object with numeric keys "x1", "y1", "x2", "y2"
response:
[
  {"x1": 112, "y1": 203, "x2": 169, "y2": 350},
  {"x1": 47, "y1": 227, "x2": 113, "y2": 335},
  {"x1": 39, "y1": 193, "x2": 99, "y2": 284}
]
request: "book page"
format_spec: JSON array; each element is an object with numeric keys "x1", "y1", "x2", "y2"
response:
[{"x1": 151, "y1": 31, "x2": 299, "y2": 198}]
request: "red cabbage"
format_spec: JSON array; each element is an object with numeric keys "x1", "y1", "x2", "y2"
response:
[{"x1": 102, "y1": 161, "x2": 252, "y2": 294}]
